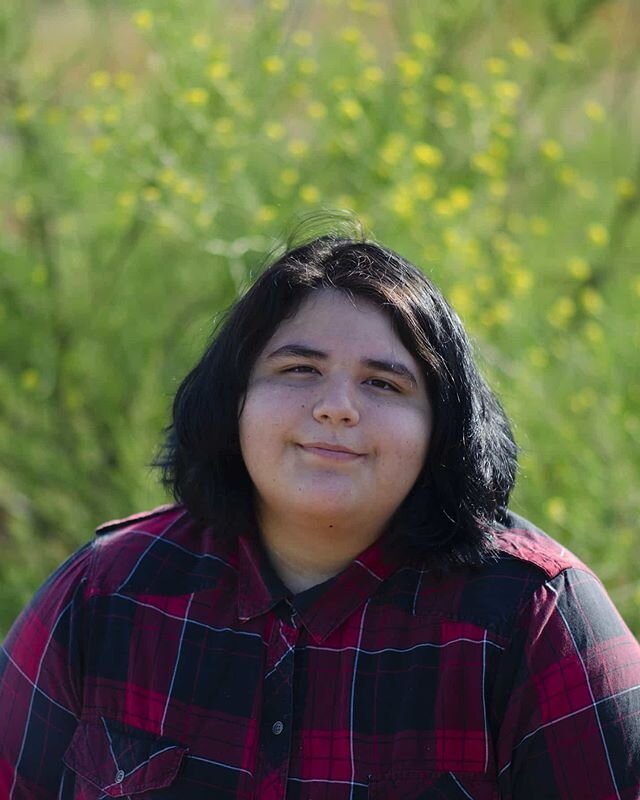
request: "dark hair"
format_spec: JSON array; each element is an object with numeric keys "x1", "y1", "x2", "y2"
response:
[{"x1": 156, "y1": 228, "x2": 517, "y2": 568}]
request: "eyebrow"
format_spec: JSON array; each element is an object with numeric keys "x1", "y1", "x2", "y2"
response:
[{"x1": 266, "y1": 344, "x2": 419, "y2": 387}]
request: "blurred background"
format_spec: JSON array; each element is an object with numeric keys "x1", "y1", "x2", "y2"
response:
[{"x1": 1, "y1": 0, "x2": 639, "y2": 636}]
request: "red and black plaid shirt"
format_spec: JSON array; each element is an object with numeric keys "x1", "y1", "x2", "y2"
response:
[{"x1": 1, "y1": 504, "x2": 639, "y2": 799}]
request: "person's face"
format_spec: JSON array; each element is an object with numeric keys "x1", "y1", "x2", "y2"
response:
[{"x1": 238, "y1": 289, "x2": 433, "y2": 536}]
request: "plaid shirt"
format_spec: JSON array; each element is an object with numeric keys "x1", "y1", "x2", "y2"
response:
[{"x1": 1, "y1": 504, "x2": 639, "y2": 800}]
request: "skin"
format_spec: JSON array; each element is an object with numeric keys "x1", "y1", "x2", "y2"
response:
[{"x1": 238, "y1": 289, "x2": 433, "y2": 593}]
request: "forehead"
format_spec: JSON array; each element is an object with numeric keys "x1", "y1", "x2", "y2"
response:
[{"x1": 265, "y1": 288, "x2": 415, "y2": 358}]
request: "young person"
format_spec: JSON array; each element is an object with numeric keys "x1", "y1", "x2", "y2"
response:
[{"x1": 1, "y1": 231, "x2": 639, "y2": 799}]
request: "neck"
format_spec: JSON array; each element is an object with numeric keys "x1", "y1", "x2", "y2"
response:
[{"x1": 257, "y1": 513, "x2": 386, "y2": 594}]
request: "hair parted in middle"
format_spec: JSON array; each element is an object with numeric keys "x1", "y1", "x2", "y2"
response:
[{"x1": 156, "y1": 220, "x2": 518, "y2": 568}]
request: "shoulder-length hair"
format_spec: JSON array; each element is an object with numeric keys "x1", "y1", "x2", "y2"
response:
[{"x1": 155, "y1": 230, "x2": 517, "y2": 568}]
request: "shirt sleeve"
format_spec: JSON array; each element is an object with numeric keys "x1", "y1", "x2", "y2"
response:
[
  {"x1": 495, "y1": 567, "x2": 640, "y2": 800},
  {"x1": 0, "y1": 541, "x2": 94, "y2": 799}
]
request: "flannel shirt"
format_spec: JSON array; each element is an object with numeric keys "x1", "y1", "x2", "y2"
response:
[{"x1": 1, "y1": 503, "x2": 639, "y2": 800}]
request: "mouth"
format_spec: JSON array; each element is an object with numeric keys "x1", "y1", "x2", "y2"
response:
[{"x1": 298, "y1": 442, "x2": 364, "y2": 461}]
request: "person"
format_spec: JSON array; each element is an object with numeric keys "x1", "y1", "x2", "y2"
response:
[{"x1": 1, "y1": 225, "x2": 639, "y2": 800}]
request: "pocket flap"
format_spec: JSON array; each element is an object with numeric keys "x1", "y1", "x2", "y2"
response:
[{"x1": 63, "y1": 717, "x2": 188, "y2": 797}]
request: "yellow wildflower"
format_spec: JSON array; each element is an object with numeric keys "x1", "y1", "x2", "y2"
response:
[
  {"x1": 363, "y1": 65, "x2": 384, "y2": 85},
  {"x1": 401, "y1": 90, "x2": 419, "y2": 108},
  {"x1": 102, "y1": 106, "x2": 121, "y2": 125},
  {"x1": 557, "y1": 165, "x2": 577, "y2": 185},
  {"x1": 289, "y1": 81, "x2": 309, "y2": 99},
  {"x1": 494, "y1": 81, "x2": 521, "y2": 101},
  {"x1": 396, "y1": 54, "x2": 423, "y2": 83},
  {"x1": 330, "y1": 77, "x2": 349, "y2": 93},
  {"x1": 436, "y1": 108, "x2": 456, "y2": 128},
  {"x1": 158, "y1": 168, "x2": 178, "y2": 186},
  {"x1": 509, "y1": 37, "x2": 532, "y2": 59},
  {"x1": 339, "y1": 98, "x2": 363, "y2": 120},
  {"x1": 115, "y1": 71, "x2": 134, "y2": 91},
  {"x1": 92, "y1": 136, "x2": 111, "y2": 154},
  {"x1": 190, "y1": 186, "x2": 205, "y2": 205},
  {"x1": 433, "y1": 199, "x2": 454, "y2": 217},
  {"x1": 576, "y1": 180, "x2": 595, "y2": 200},
  {"x1": 191, "y1": 32, "x2": 210, "y2": 50},
  {"x1": 257, "y1": 204, "x2": 277, "y2": 222},
  {"x1": 510, "y1": 267, "x2": 533, "y2": 295},
  {"x1": 546, "y1": 497, "x2": 567, "y2": 524},
  {"x1": 30, "y1": 264, "x2": 47, "y2": 288},
  {"x1": 583, "y1": 321, "x2": 603, "y2": 343},
  {"x1": 413, "y1": 142, "x2": 443, "y2": 168},
  {"x1": 117, "y1": 191, "x2": 136, "y2": 209},
  {"x1": 300, "y1": 185, "x2": 320, "y2": 203},
  {"x1": 547, "y1": 297, "x2": 576, "y2": 328},
  {"x1": 379, "y1": 133, "x2": 407, "y2": 166},
  {"x1": 449, "y1": 187, "x2": 472, "y2": 211},
  {"x1": 412, "y1": 32, "x2": 435, "y2": 52},
  {"x1": 389, "y1": 187, "x2": 414, "y2": 218},
  {"x1": 340, "y1": 27, "x2": 362, "y2": 44},
  {"x1": 297, "y1": 57, "x2": 317, "y2": 76},
  {"x1": 89, "y1": 70, "x2": 111, "y2": 90},
  {"x1": 552, "y1": 43, "x2": 575, "y2": 62},
  {"x1": 485, "y1": 57, "x2": 507, "y2": 75},
  {"x1": 183, "y1": 87, "x2": 209, "y2": 106},
  {"x1": 471, "y1": 152, "x2": 500, "y2": 177},
  {"x1": 132, "y1": 9, "x2": 153, "y2": 30},
  {"x1": 449, "y1": 285, "x2": 473, "y2": 318},
  {"x1": 530, "y1": 216, "x2": 549, "y2": 236},
  {"x1": 14, "y1": 195, "x2": 33, "y2": 218},
  {"x1": 288, "y1": 139, "x2": 308, "y2": 158},
  {"x1": 15, "y1": 104, "x2": 35, "y2": 122},
  {"x1": 21, "y1": 369, "x2": 40, "y2": 391},
  {"x1": 264, "y1": 121, "x2": 286, "y2": 140},
  {"x1": 268, "y1": 0, "x2": 288, "y2": 10},
  {"x1": 493, "y1": 121, "x2": 514, "y2": 138},
  {"x1": 489, "y1": 181, "x2": 507, "y2": 198},
  {"x1": 615, "y1": 177, "x2": 636, "y2": 199},
  {"x1": 460, "y1": 82, "x2": 484, "y2": 108},
  {"x1": 357, "y1": 42, "x2": 376, "y2": 61},
  {"x1": 540, "y1": 139, "x2": 563, "y2": 161},
  {"x1": 196, "y1": 209, "x2": 215, "y2": 229},
  {"x1": 306, "y1": 101, "x2": 327, "y2": 120},
  {"x1": 434, "y1": 74, "x2": 455, "y2": 93},
  {"x1": 208, "y1": 61, "x2": 230, "y2": 80},
  {"x1": 214, "y1": 117, "x2": 234, "y2": 135},
  {"x1": 567, "y1": 256, "x2": 591, "y2": 280},
  {"x1": 263, "y1": 56, "x2": 284, "y2": 74},
  {"x1": 280, "y1": 168, "x2": 299, "y2": 186},
  {"x1": 584, "y1": 100, "x2": 605, "y2": 122},
  {"x1": 528, "y1": 347, "x2": 549, "y2": 369},
  {"x1": 80, "y1": 106, "x2": 98, "y2": 124},
  {"x1": 581, "y1": 288, "x2": 603, "y2": 315},
  {"x1": 569, "y1": 389, "x2": 596, "y2": 414},
  {"x1": 413, "y1": 174, "x2": 436, "y2": 200},
  {"x1": 292, "y1": 30, "x2": 312, "y2": 47},
  {"x1": 587, "y1": 223, "x2": 608, "y2": 246}
]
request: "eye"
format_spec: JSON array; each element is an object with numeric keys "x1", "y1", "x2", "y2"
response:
[
  {"x1": 283, "y1": 365, "x2": 319, "y2": 375},
  {"x1": 366, "y1": 378, "x2": 400, "y2": 392}
]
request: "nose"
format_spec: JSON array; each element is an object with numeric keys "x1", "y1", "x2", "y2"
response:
[{"x1": 312, "y1": 376, "x2": 360, "y2": 426}]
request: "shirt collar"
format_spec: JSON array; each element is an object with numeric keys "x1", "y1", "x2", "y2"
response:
[{"x1": 237, "y1": 527, "x2": 405, "y2": 643}]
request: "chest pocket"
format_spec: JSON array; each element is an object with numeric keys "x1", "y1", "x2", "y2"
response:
[
  {"x1": 368, "y1": 770, "x2": 499, "y2": 800},
  {"x1": 63, "y1": 717, "x2": 188, "y2": 798}
]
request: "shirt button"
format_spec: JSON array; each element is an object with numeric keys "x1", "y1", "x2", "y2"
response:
[
  {"x1": 114, "y1": 769, "x2": 125, "y2": 783},
  {"x1": 272, "y1": 720, "x2": 284, "y2": 736}
]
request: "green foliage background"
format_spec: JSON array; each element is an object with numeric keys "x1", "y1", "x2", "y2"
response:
[{"x1": 1, "y1": 0, "x2": 639, "y2": 636}]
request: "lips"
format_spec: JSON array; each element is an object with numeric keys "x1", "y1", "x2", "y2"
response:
[{"x1": 298, "y1": 442, "x2": 363, "y2": 460}]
